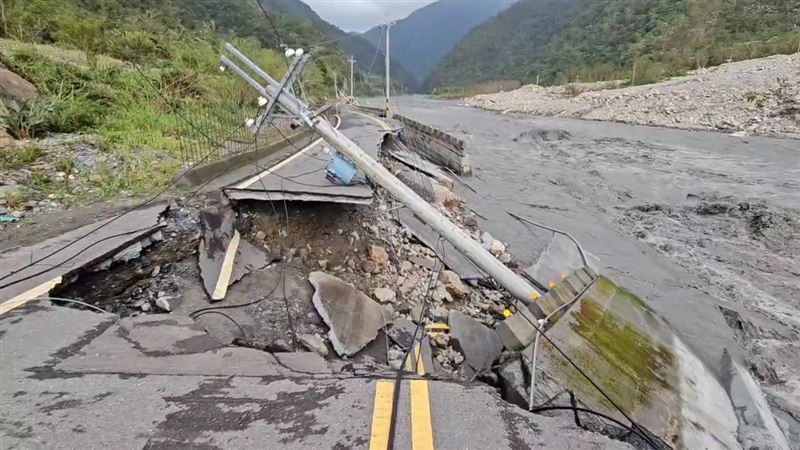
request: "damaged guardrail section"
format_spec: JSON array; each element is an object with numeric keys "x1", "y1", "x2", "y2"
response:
[{"x1": 358, "y1": 105, "x2": 471, "y2": 175}]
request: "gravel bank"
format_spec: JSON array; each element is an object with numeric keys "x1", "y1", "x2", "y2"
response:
[{"x1": 469, "y1": 53, "x2": 800, "y2": 139}]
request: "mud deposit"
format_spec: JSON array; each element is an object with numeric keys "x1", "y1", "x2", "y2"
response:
[{"x1": 375, "y1": 96, "x2": 800, "y2": 445}]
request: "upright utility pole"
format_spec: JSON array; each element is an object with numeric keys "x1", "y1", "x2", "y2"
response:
[
  {"x1": 349, "y1": 55, "x2": 356, "y2": 98},
  {"x1": 384, "y1": 22, "x2": 393, "y2": 118}
]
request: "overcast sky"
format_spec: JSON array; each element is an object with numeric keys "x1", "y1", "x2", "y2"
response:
[{"x1": 302, "y1": 0, "x2": 437, "y2": 32}]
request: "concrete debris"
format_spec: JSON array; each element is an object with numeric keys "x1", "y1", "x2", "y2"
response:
[
  {"x1": 297, "y1": 333, "x2": 328, "y2": 357},
  {"x1": 441, "y1": 270, "x2": 471, "y2": 298},
  {"x1": 388, "y1": 319, "x2": 419, "y2": 348},
  {"x1": 223, "y1": 125, "x2": 378, "y2": 204},
  {"x1": 397, "y1": 208, "x2": 486, "y2": 281},
  {"x1": 112, "y1": 241, "x2": 144, "y2": 264},
  {"x1": 525, "y1": 234, "x2": 600, "y2": 289},
  {"x1": 198, "y1": 208, "x2": 272, "y2": 302},
  {"x1": 449, "y1": 311, "x2": 503, "y2": 378},
  {"x1": 496, "y1": 306, "x2": 539, "y2": 351},
  {"x1": 373, "y1": 287, "x2": 397, "y2": 303},
  {"x1": 498, "y1": 357, "x2": 529, "y2": 409},
  {"x1": 309, "y1": 271, "x2": 389, "y2": 357},
  {"x1": 0, "y1": 203, "x2": 166, "y2": 304},
  {"x1": 155, "y1": 296, "x2": 171, "y2": 312}
]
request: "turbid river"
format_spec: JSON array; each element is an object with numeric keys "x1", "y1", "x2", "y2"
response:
[{"x1": 367, "y1": 95, "x2": 800, "y2": 447}]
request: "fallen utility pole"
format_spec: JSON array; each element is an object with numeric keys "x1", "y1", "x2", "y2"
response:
[{"x1": 221, "y1": 44, "x2": 542, "y2": 312}]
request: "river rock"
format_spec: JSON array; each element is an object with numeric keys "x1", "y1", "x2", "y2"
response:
[{"x1": 309, "y1": 271, "x2": 388, "y2": 357}]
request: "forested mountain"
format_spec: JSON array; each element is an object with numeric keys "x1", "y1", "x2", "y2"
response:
[
  {"x1": 268, "y1": 0, "x2": 420, "y2": 91},
  {"x1": 427, "y1": 0, "x2": 800, "y2": 90},
  {"x1": 362, "y1": 0, "x2": 515, "y2": 83}
]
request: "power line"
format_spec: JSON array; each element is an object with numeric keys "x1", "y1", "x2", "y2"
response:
[{"x1": 0, "y1": 65, "x2": 271, "y2": 287}]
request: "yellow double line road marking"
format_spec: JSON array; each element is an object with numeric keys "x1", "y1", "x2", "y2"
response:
[
  {"x1": 370, "y1": 343, "x2": 434, "y2": 450},
  {"x1": 0, "y1": 275, "x2": 63, "y2": 316}
]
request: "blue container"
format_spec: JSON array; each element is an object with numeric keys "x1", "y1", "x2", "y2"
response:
[{"x1": 326, "y1": 153, "x2": 359, "y2": 185}]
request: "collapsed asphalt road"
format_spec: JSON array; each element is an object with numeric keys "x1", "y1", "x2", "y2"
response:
[
  {"x1": 371, "y1": 95, "x2": 800, "y2": 445},
  {"x1": 0, "y1": 303, "x2": 627, "y2": 449}
]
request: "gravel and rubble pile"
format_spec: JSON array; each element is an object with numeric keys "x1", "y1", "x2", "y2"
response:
[{"x1": 469, "y1": 53, "x2": 800, "y2": 139}]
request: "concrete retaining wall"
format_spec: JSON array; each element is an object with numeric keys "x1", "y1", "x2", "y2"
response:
[{"x1": 358, "y1": 106, "x2": 471, "y2": 174}]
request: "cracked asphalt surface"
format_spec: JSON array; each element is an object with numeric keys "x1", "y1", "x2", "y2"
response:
[{"x1": 0, "y1": 303, "x2": 629, "y2": 449}]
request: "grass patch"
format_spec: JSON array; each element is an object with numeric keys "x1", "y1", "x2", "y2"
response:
[{"x1": 0, "y1": 145, "x2": 46, "y2": 170}]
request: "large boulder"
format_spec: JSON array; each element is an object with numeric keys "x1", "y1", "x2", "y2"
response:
[{"x1": 0, "y1": 65, "x2": 38, "y2": 104}]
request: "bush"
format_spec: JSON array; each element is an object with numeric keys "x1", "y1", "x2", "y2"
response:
[
  {"x1": 0, "y1": 100, "x2": 52, "y2": 139},
  {"x1": 631, "y1": 58, "x2": 668, "y2": 86},
  {"x1": 46, "y1": 97, "x2": 103, "y2": 133}
]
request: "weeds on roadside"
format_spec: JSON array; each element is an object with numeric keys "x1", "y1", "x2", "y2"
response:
[
  {"x1": 0, "y1": 100, "x2": 52, "y2": 139},
  {"x1": 0, "y1": 145, "x2": 46, "y2": 170}
]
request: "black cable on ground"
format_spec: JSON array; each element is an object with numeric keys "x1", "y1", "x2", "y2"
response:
[
  {"x1": 192, "y1": 310, "x2": 247, "y2": 338},
  {"x1": 531, "y1": 405, "x2": 649, "y2": 442}
]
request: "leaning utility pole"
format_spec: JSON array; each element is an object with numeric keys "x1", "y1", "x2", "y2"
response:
[
  {"x1": 384, "y1": 22, "x2": 394, "y2": 118},
  {"x1": 349, "y1": 55, "x2": 356, "y2": 98},
  {"x1": 221, "y1": 44, "x2": 542, "y2": 311}
]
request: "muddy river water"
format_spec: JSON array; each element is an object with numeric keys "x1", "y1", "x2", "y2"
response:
[{"x1": 368, "y1": 96, "x2": 800, "y2": 446}]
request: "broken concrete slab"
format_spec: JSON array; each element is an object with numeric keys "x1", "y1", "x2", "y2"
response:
[
  {"x1": 396, "y1": 207, "x2": 486, "y2": 281},
  {"x1": 496, "y1": 306, "x2": 540, "y2": 351},
  {"x1": 499, "y1": 357, "x2": 529, "y2": 409},
  {"x1": 388, "y1": 319, "x2": 419, "y2": 349},
  {"x1": 224, "y1": 118, "x2": 385, "y2": 205},
  {"x1": 449, "y1": 311, "x2": 503, "y2": 378},
  {"x1": 389, "y1": 147, "x2": 454, "y2": 190},
  {"x1": 297, "y1": 333, "x2": 329, "y2": 357},
  {"x1": 525, "y1": 234, "x2": 600, "y2": 288},
  {"x1": 308, "y1": 271, "x2": 389, "y2": 357},
  {"x1": 353, "y1": 330, "x2": 390, "y2": 366},
  {"x1": 0, "y1": 203, "x2": 167, "y2": 309},
  {"x1": 198, "y1": 208, "x2": 272, "y2": 302}
]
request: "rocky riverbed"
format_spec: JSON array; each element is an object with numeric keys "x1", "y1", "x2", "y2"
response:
[{"x1": 469, "y1": 53, "x2": 800, "y2": 139}]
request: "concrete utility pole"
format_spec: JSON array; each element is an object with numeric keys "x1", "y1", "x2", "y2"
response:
[
  {"x1": 333, "y1": 70, "x2": 338, "y2": 98},
  {"x1": 221, "y1": 44, "x2": 542, "y2": 310},
  {"x1": 384, "y1": 22, "x2": 394, "y2": 118},
  {"x1": 349, "y1": 55, "x2": 356, "y2": 98}
]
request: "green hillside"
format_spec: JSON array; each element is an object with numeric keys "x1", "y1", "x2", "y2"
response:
[
  {"x1": 427, "y1": 0, "x2": 800, "y2": 90},
  {"x1": 0, "y1": 0, "x2": 348, "y2": 199}
]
